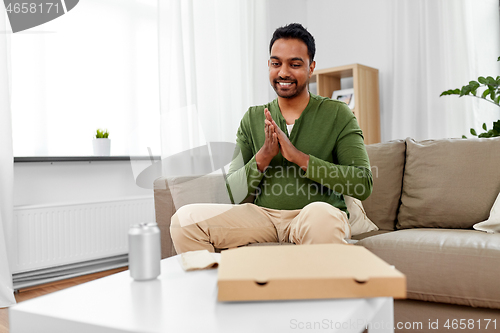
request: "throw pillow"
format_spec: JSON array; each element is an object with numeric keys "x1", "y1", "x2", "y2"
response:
[
  {"x1": 362, "y1": 140, "x2": 405, "y2": 231},
  {"x1": 397, "y1": 137, "x2": 500, "y2": 229},
  {"x1": 345, "y1": 195, "x2": 379, "y2": 236},
  {"x1": 474, "y1": 191, "x2": 500, "y2": 234}
]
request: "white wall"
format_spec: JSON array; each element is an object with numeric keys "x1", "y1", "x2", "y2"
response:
[
  {"x1": 306, "y1": 0, "x2": 392, "y2": 71},
  {"x1": 267, "y1": 0, "x2": 308, "y2": 33}
]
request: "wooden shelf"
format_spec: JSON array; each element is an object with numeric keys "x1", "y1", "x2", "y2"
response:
[{"x1": 310, "y1": 63, "x2": 381, "y2": 144}]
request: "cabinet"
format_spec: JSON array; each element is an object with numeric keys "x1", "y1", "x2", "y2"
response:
[{"x1": 310, "y1": 63, "x2": 381, "y2": 144}]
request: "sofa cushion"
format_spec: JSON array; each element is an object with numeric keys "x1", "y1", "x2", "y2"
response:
[
  {"x1": 362, "y1": 140, "x2": 405, "y2": 231},
  {"x1": 397, "y1": 137, "x2": 500, "y2": 229},
  {"x1": 351, "y1": 229, "x2": 393, "y2": 241},
  {"x1": 358, "y1": 229, "x2": 500, "y2": 309},
  {"x1": 344, "y1": 195, "x2": 379, "y2": 235}
]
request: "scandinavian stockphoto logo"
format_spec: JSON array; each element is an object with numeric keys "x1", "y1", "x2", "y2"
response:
[
  {"x1": 132, "y1": 141, "x2": 246, "y2": 224},
  {"x1": 3, "y1": 0, "x2": 79, "y2": 33}
]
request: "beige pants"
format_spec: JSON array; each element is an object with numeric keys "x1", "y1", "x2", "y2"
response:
[{"x1": 170, "y1": 201, "x2": 350, "y2": 254}]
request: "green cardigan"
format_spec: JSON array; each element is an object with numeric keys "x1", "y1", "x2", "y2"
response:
[{"x1": 226, "y1": 93, "x2": 372, "y2": 214}]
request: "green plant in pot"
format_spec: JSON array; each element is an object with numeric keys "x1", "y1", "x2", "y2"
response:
[
  {"x1": 440, "y1": 56, "x2": 500, "y2": 138},
  {"x1": 95, "y1": 129, "x2": 109, "y2": 139},
  {"x1": 93, "y1": 128, "x2": 110, "y2": 156}
]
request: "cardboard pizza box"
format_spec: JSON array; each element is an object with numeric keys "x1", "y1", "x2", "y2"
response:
[{"x1": 217, "y1": 243, "x2": 406, "y2": 302}]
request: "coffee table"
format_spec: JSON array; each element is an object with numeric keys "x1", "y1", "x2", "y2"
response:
[{"x1": 10, "y1": 254, "x2": 394, "y2": 333}]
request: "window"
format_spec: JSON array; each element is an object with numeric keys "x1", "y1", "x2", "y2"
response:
[{"x1": 11, "y1": 0, "x2": 160, "y2": 157}]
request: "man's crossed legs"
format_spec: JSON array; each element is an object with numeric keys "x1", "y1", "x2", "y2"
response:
[{"x1": 170, "y1": 201, "x2": 350, "y2": 254}]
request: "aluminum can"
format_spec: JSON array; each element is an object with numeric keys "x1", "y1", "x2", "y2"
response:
[{"x1": 128, "y1": 222, "x2": 161, "y2": 281}]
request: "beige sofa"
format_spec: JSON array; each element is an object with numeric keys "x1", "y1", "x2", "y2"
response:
[{"x1": 154, "y1": 137, "x2": 500, "y2": 332}]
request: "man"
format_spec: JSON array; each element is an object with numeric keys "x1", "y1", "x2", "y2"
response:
[{"x1": 170, "y1": 23, "x2": 372, "y2": 253}]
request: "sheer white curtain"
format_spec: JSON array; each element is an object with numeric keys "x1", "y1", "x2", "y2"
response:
[
  {"x1": 10, "y1": 0, "x2": 160, "y2": 157},
  {"x1": 0, "y1": 5, "x2": 16, "y2": 308},
  {"x1": 386, "y1": 0, "x2": 500, "y2": 141},
  {"x1": 158, "y1": 0, "x2": 269, "y2": 158}
]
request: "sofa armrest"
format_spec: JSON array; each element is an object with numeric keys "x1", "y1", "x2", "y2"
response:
[
  {"x1": 153, "y1": 176, "x2": 176, "y2": 259},
  {"x1": 153, "y1": 174, "x2": 235, "y2": 258}
]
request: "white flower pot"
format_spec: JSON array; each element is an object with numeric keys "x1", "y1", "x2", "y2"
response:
[{"x1": 93, "y1": 138, "x2": 111, "y2": 156}]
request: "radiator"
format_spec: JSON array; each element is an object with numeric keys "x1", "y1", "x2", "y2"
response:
[{"x1": 12, "y1": 196, "x2": 155, "y2": 288}]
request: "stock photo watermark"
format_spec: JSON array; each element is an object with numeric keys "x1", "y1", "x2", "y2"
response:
[
  {"x1": 3, "y1": 0, "x2": 79, "y2": 33},
  {"x1": 289, "y1": 318, "x2": 497, "y2": 331},
  {"x1": 290, "y1": 318, "x2": 393, "y2": 331}
]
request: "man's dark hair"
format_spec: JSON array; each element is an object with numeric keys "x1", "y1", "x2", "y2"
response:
[{"x1": 269, "y1": 23, "x2": 316, "y2": 64}]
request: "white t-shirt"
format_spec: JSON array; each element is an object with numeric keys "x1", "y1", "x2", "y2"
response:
[{"x1": 287, "y1": 123, "x2": 294, "y2": 135}]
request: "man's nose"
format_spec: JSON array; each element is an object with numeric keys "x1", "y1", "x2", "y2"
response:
[{"x1": 279, "y1": 66, "x2": 290, "y2": 78}]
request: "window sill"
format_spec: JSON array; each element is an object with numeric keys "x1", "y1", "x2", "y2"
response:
[{"x1": 14, "y1": 156, "x2": 161, "y2": 163}]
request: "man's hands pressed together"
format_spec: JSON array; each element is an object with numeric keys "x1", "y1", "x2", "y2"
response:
[
  {"x1": 255, "y1": 108, "x2": 279, "y2": 172},
  {"x1": 255, "y1": 108, "x2": 310, "y2": 173}
]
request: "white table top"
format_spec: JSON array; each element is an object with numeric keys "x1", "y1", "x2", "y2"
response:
[{"x1": 10, "y1": 254, "x2": 393, "y2": 333}]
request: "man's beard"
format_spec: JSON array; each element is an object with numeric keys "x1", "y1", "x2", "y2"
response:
[{"x1": 272, "y1": 79, "x2": 308, "y2": 99}]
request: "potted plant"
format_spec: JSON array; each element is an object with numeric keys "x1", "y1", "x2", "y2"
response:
[
  {"x1": 93, "y1": 129, "x2": 111, "y2": 156},
  {"x1": 440, "y1": 56, "x2": 500, "y2": 138}
]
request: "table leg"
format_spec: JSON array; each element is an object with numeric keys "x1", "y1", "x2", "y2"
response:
[{"x1": 367, "y1": 298, "x2": 394, "y2": 333}]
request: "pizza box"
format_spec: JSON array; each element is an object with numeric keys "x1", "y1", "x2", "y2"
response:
[{"x1": 217, "y1": 243, "x2": 406, "y2": 301}]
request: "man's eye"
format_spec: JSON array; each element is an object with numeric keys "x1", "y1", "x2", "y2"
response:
[
  {"x1": 271, "y1": 62, "x2": 280, "y2": 67},
  {"x1": 292, "y1": 64, "x2": 301, "y2": 68}
]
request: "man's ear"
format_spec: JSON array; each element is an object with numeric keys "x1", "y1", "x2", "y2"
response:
[{"x1": 309, "y1": 61, "x2": 316, "y2": 77}]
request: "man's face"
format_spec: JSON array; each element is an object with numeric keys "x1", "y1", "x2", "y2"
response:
[{"x1": 269, "y1": 38, "x2": 315, "y2": 99}]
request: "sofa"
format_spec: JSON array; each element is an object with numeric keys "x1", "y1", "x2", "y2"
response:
[{"x1": 154, "y1": 137, "x2": 500, "y2": 332}]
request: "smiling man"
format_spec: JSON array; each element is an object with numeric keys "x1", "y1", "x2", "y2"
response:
[{"x1": 170, "y1": 23, "x2": 373, "y2": 254}]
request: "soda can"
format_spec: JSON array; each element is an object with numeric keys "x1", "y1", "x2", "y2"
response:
[{"x1": 128, "y1": 222, "x2": 161, "y2": 281}]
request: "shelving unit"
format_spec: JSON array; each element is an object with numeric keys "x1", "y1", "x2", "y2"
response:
[{"x1": 310, "y1": 63, "x2": 381, "y2": 144}]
